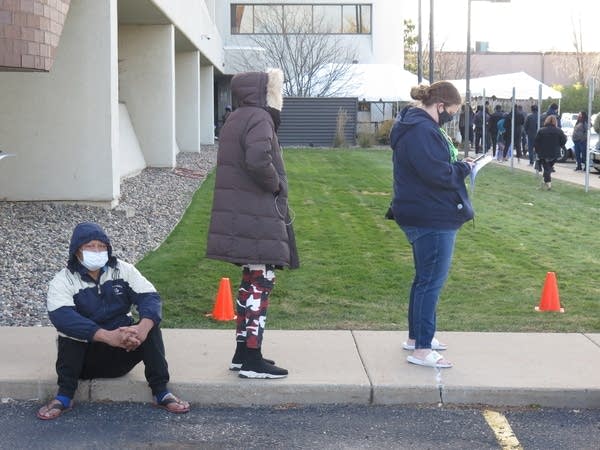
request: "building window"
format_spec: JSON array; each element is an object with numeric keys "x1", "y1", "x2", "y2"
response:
[
  {"x1": 359, "y1": 5, "x2": 371, "y2": 33},
  {"x1": 313, "y1": 5, "x2": 340, "y2": 33},
  {"x1": 231, "y1": 5, "x2": 253, "y2": 34},
  {"x1": 231, "y1": 3, "x2": 372, "y2": 35},
  {"x1": 254, "y1": 5, "x2": 283, "y2": 33},
  {"x1": 284, "y1": 4, "x2": 312, "y2": 33},
  {"x1": 358, "y1": 101, "x2": 371, "y2": 112},
  {"x1": 342, "y1": 5, "x2": 358, "y2": 33}
]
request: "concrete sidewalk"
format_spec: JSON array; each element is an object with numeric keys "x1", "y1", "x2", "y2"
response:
[
  {"x1": 1, "y1": 328, "x2": 599, "y2": 409},
  {"x1": 491, "y1": 156, "x2": 600, "y2": 190}
]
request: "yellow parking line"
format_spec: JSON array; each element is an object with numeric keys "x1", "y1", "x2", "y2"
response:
[{"x1": 483, "y1": 409, "x2": 523, "y2": 450}]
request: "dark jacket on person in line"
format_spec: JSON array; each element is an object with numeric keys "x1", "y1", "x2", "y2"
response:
[
  {"x1": 47, "y1": 222, "x2": 162, "y2": 342},
  {"x1": 503, "y1": 109, "x2": 525, "y2": 142},
  {"x1": 206, "y1": 69, "x2": 299, "y2": 269},
  {"x1": 389, "y1": 107, "x2": 474, "y2": 230},
  {"x1": 488, "y1": 108, "x2": 505, "y2": 136},
  {"x1": 534, "y1": 124, "x2": 567, "y2": 160},
  {"x1": 524, "y1": 112, "x2": 539, "y2": 140},
  {"x1": 541, "y1": 105, "x2": 562, "y2": 128},
  {"x1": 474, "y1": 107, "x2": 489, "y2": 130}
]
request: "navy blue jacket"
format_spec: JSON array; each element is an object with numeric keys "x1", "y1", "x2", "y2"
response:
[
  {"x1": 47, "y1": 222, "x2": 162, "y2": 342},
  {"x1": 390, "y1": 107, "x2": 474, "y2": 229}
]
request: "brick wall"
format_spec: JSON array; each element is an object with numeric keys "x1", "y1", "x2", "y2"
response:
[{"x1": 0, "y1": 0, "x2": 70, "y2": 71}]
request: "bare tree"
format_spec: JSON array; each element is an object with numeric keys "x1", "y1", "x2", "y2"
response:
[
  {"x1": 569, "y1": 14, "x2": 600, "y2": 86},
  {"x1": 571, "y1": 16, "x2": 586, "y2": 84},
  {"x1": 435, "y1": 46, "x2": 462, "y2": 80},
  {"x1": 232, "y1": 6, "x2": 357, "y2": 97},
  {"x1": 403, "y1": 20, "x2": 472, "y2": 82}
]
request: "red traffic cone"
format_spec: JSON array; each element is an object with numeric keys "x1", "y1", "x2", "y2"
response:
[
  {"x1": 208, "y1": 277, "x2": 236, "y2": 321},
  {"x1": 535, "y1": 272, "x2": 564, "y2": 312}
]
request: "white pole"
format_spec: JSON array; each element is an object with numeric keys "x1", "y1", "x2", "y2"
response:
[
  {"x1": 585, "y1": 77, "x2": 595, "y2": 193},
  {"x1": 537, "y1": 84, "x2": 542, "y2": 175},
  {"x1": 464, "y1": 0, "x2": 472, "y2": 157},
  {"x1": 510, "y1": 87, "x2": 515, "y2": 170},
  {"x1": 482, "y1": 88, "x2": 487, "y2": 154},
  {"x1": 537, "y1": 85, "x2": 542, "y2": 128}
]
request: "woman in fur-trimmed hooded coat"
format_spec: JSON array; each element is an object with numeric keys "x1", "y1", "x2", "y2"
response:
[{"x1": 206, "y1": 68, "x2": 298, "y2": 379}]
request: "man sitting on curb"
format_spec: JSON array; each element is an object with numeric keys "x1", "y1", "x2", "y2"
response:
[{"x1": 37, "y1": 222, "x2": 189, "y2": 420}]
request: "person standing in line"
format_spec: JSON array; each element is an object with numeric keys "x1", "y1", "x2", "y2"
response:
[
  {"x1": 524, "y1": 104, "x2": 539, "y2": 166},
  {"x1": 534, "y1": 115, "x2": 567, "y2": 190},
  {"x1": 572, "y1": 111, "x2": 589, "y2": 171},
  {"x1": 458, "y1": 104, "x2": 474, "y2": 148},
  {"x1": 206, "y1": 68, "x2": 299, "y2": 379},
  {"x1": 474, "y1": 105, "x2": 489, "y2": 154},
  {"x1": 504, "y1": 106, "x2": 525, "y2": 159},
  {"x1": 541, "y1": 102, "x2": 562, "y2": 128},
  {"x1": 389, "y1": 81, "x2": 475, "y2": 369},
  {"x1": 488, "y1": 104, "x2": 504, "y2": 157}
]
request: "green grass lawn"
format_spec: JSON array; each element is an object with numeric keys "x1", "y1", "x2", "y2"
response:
[{"x1": 137, "y1": 148, "x2": 600, "y2": 333}]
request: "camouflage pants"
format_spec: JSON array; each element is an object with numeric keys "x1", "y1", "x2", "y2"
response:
[{"x1": 235, "y1": 264, "x2": 275, "y2": 349}]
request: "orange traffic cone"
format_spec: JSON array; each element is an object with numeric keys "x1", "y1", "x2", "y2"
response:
[
  {"x1": 207, "y1": 277, "x2": 236, "y2": 321},
  {"x1": 535, "y1": 272, "x2": 564, "y2": 312}
]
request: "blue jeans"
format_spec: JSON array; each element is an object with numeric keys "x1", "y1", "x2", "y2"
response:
[
  {"x1": 400, "y1": 226, "x2": 457, "y2": 350},
  {"x1": 574, "y1": 141, "x2": 586, "y2": 169}
]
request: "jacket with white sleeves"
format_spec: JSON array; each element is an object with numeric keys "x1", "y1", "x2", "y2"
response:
[{"x1": 47, "y1": 222, "x2": 162, "y2": 342}]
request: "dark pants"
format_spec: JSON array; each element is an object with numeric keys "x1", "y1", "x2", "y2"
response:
[
  {"x1": 527, "y1": 136, "x2": 536, "y2": 164},
  {"x1": 459, "y1": 126, "x2": 473, "y2": 145},
  {"x1": 475, "y1": 128, "x2": 490, "y2": 153},
  {"x1": 56, "y1": 325, "x2": 169, "y2": 398},
  {"x1": 540, "y1": 159, "x2": 556, "y2": 183},
  {"x1": 491, "y1": 132, "x2": 498, "y2": 156},
  {"x1": 505, "y1": 135, "x2": 522, "y2": 158}
]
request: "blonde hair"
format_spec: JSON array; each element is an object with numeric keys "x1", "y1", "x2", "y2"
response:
[{"x1": 410, "y1": 81, "x2": 462, "y2": 107}]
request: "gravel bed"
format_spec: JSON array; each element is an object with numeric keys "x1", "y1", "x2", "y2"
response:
[{"x1": 0, "y1": 146, "x2": 217, "y2": 327}]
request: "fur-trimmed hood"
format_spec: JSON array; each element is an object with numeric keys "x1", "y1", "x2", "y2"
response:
[{"x1": 231, "y1": 68, "x2": 283, "y2": 111}]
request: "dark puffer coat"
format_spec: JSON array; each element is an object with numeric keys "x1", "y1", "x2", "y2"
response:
[
  {"x1": 206, "y1": 69, "x2": 299, "y2": 269},
  {"x1": 534, "y1": 125, "x2": 566, "y2": 160}
]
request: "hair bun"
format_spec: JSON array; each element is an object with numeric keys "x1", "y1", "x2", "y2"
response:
[{"x1": 410, "y1": 85, "x2": 429, "y2": 101}]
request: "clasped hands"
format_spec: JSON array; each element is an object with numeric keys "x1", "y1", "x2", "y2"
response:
[
  {"x1": 95, "y1": 318, "x2": 154, "y2": 352},
  {"x1": 115, "y1": 326, "x2": 143, "y2": 351}
]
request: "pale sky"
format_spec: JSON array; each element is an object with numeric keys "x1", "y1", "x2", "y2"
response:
[{"x1": 402, "y1": 0, "x2": 600, "y2": 53}]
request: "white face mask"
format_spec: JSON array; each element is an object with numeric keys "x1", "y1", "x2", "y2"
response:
[{"x1": 80, "y1": 250, "x2": 108, "y2": 271}]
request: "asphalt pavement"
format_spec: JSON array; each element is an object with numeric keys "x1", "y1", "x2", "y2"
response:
[{"x1": 1, "y1": 401, "x2": 598, "y2": 450}]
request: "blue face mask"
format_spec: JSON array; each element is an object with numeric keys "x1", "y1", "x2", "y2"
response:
[{"x1": 80, "y1": 250, "x2": 108, "y2": 271}]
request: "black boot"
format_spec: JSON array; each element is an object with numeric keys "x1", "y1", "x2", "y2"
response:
[
  {"x1": 239, "y1": 348, "x2": 288, "y2": 379},
  {"x1": 229, "y1": 342, "x2": 275, "y2": 371}
]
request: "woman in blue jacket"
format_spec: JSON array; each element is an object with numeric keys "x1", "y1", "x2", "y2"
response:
[{"x1": 390, "y1": 81, "x2": 474, "y2": 369}]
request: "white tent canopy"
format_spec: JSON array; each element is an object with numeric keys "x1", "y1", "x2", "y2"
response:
[
  {"x1": 448, "y1": 71, "x2": 562, "y2": 100},
  {"x1": 321, "y1": 64, "x2": 423, "y2": 102}
]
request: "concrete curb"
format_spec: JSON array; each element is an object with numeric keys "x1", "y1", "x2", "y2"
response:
[{"x1": 1, "y1": 328, "x2": 599, "y2": 409}]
